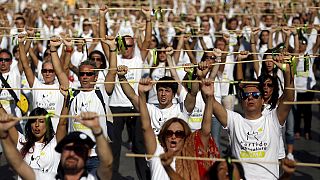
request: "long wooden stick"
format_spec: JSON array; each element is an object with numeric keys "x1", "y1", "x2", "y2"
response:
[
  {"x1": 285, "y1": 87, "x2": 320, "y2": 93},
  {"x1": 17, "y1": 113, "x2": 141, "y2": 120},
  {"x1": 79, "y1": 7, "x2": 173, "y2": 11},
  {"x1": 0, "y1": 88, "x2": 95, "y2": 91},
  {"x1": 93, "y1": 80, "x2": 259, "y2": 84},
  {"x1": 125, "y1": 153, "x2": 320, "y2": 167},
  {"x1": 283, "y1": 101, "x2": 320, "y2": 105}
]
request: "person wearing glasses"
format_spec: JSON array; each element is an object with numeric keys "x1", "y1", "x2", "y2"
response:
[
  {"x1": 138, "y1": 78, "x2": 220, "y2": 180},
  {"x1": 99, "y1": 6, "x2": 152, "y2": 180},
  {"x1": 0, "y1": 112, "x2": 113, "y2": 180},
  {"x1": 18, "y1": 35, "x2": 69, "y2": 132},
  {"x1": 212, "y1": 54, "x2": 294, "y2": 179}
]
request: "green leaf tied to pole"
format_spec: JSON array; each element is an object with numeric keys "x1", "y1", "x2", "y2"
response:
[
  {"x1": 117, "y1": 34, "x2": 126, "y2": 54},
  {"x1": 68, "y1": 88, "x2": 74, "y2": 101},
  {"x1": 45, "y1": 112, "x2": 55, "y2": 122},
  {"x1": 152, "y1": 48, "x2": 157, "y2": 65},
  {"x1": 304, "y1": 55, "x2": 310, "y2": 72},
  {"x1": 35, "y1": 32, "x2": 41, "y2": 39},
  {"x1": 290, "y1": 56, "x2": 297, "y2": 75},
  {"x1": 303, "y1": 24, "x2": 308, "y2": 33},
  {"x1": 187, "y1": 68, "x2": 194, "y2": 90}
]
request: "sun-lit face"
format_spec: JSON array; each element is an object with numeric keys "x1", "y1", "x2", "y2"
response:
[
  {"x1": 31, "y1": 118, "x2": 47, "y2": 142},
  {"x1": 158, "y1": 48, "x2": 167, "y2": 62},
  {"x1": 61, "y1": 143, "x2": 89, "y2": 174},
  {"x1": 0, "y1": 52, "x2": 12, "y2": 73},
  {"x1": 264, "y1": 55, "x2": 274, "y2": 73},
  {"x1": 264, "y1": 15, "x2": 273, "y2": 27},
  {"x1": 241, "y1": 86, "x2": 264, "y2": 114},
  {"x1": 122, "y1": 37, "x2": 135, "y2": 59},
  {"x1": 15, "y1": 19, "x2": 25, "y2": 32},
  {"x1": 164, "y1": 122, "x2": 186, "y2": 154},
  {"x1": 157, "y1": 87, "x2": 174, "y2": 109},
  {"x1": 79, "y1": 65, "x2": 97, "y2": 89},
  {"x1": 90, "y1": 53, "x2": 103, "y2": 68},
  {"x1": 215, "y1": 40, "x2": 226, "y2": 51},
  {"x1": 41, "y1": 62, "x2": 56, "y2": 85},
  {"x1": 52, "y1": 17, "x2": 60, "y2": 28},
  {"x1": 228, "y1": 20, "x2": 238, "y2": 30},
  {"x1": 263, "y1": 79, "x2": 274, "y2": 102},
  {"x1": 261, "y1": 31, "x2": 269, "y2": 44}
]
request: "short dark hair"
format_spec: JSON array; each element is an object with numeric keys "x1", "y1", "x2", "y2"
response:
[
  {"x1": 0, "y1": 49, "x2": 13, "y2": 60},
  {"x1": 15, "y1": 16, "x2": 26, "y2": 24},
  {"x1": 79, "y1": 60, "x2": 98, "y2": 75},
  {"x1": 156, "y1": 76, "x2": 178, "y2": 95}
]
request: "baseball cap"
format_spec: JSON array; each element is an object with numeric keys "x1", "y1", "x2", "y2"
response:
[{"x1": 55, "y1": 131, "x2": 95, "y2": 153}]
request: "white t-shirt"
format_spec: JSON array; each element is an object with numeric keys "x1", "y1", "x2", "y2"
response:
[
  {"x1": 0, "y1": 68, "x2": 21, "y2": 116},
  {"x1": 16, "y1": 132, "x2": 60, "y2": 174},
  {"x1": 262, "y1": 104, "x2": 285, "y2": 160},
  {"x1": 294, "y1": 55, "x2": 316, "y2": 91},
  {"x1": 34, "y1": 170, "x2": 98, "y2": 180},
  {"x1": 32, "y1": 78, "x2": 64, "y2": 131},
  {"x1": 226, "y1": 109, "x2": 283, "y2": 180},
  {"x1": 69, "y1": 89, "x2": 109, "y2": 156},
  {"x1": 146, "y1": 103, "x2": 189, "y2": 135},
  {"x1": 109, "y1": 55, "x2": 143, "y2": 107},
  {"x1": 147, "y1": 143, "x2": 175, "y2": 180}
]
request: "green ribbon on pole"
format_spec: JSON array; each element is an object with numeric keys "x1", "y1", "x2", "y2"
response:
[
  {"x1": 117, "y1": 34, "x2": 126, "y2": 54},
  {"x1": 152, "y1": 48, "x2": 157, "y2": 65},
  {"x1": 68, "y1": 88, "x2": 74, "y2": 101},
  {"x1": 187, "y1": 68, "x2": 194, "y2": 90},
  {"x1": 290, "y1": 56, "x2": 297, "y2": 75},
  {"x1": 35, "y1": 32, "x2": 41, "y2": 39},
  {"x1": 304, "y1": 55, "x2": 310, "y2": 72}
]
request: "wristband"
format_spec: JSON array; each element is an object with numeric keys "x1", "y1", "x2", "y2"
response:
[
  {"x1": 110, "y1": 48, "x2": 117, "y2": 52},
  {"x1": 50, "y1": 49, "x2": 57, "y2": 53},
  {"x1": 93, "y1": 128, "x2": 103, "y2": 137},
  {"x1": 118, "y1": 76, "x2": 127, "y2": 81}
]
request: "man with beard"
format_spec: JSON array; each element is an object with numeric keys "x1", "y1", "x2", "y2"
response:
[{"x1": 0, "y1": 112, "x2": 113, "y2": 180}]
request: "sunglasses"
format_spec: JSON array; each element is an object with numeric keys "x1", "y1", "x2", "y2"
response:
[
  {"x1": 79, "y1": 71, "x2": 95, "y2": 76},
  {"x1": 264, "y1": 83, "x2": 274, "y2": 88},
  {"x1": 62, "y1": 144, "x2": 89, "y2": 157},
  {"x1": 41, "y1": 69, "x2": 55, "y2": 74},
  {"x1": 0, "y1": 58, "x2": 11, "y2": 62},
  {"x1": 91, "y1": 57, "x2": 101, "y2": 61},
  {"x1": 241, "y1": 92, "x2": 261, "y2": 100},
  {"x1": 165, "y1": 130, "x2": 185, "y2": 139}
]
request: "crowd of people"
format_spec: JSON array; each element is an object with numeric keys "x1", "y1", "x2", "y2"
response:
[{"x1": 1, "y1": 0, "x2": 319, "y2": 179}]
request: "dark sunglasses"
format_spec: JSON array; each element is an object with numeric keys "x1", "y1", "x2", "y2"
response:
[
  {"x1": 91, "y1": 57, "x2": 101, "y2": 61},
  {"x1": 264, "y1": 83, "x2": 274, "y2": 88},
  {"x1": 242, "y1": 92, "x2": 261, "y2": 100},
  {"x1": 62, "y1": 144, "x2": 89, "y2": 157},
  {"x1": 41, "y1": 69, "x2": 55, "y2": 73},
  {"x1": 0, "y1": 58, "x2": 11, "y2": 62},
  {"x1": 79, "y1": 71, "x2": 95, "y2": 77},
  {"x1": 165, "y1": 130, "x2": 185, "y2": 139}
]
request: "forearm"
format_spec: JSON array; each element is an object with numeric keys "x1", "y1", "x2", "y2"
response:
[
  {"x1": 119, "y1": 77, "x2": 139, "y2": 111},
  {"x1": 56, "y1": 97, "x2": 69, "y2": 142},
  {"x1": 99, "y1": 12, "x2": 110, "y2": 59},
  {"x1": 50, "y1": 51, "x2": 69, "y2": 87},
  {"x1": 94, "y1": 127, "x2": 113, "y2": 180}
]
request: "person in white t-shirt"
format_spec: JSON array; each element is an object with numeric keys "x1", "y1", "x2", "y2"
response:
[
  {"x1": 138, "y1": 78, "x2": 220, "y2": 180},
  {"x1": 0, "y1": 112, "x2": 113, "y2": 180},
  {"x1": 18, "y1": 35, "x2": 69, "y2": 132},
  {"x1": 211, "y1": 60, "x2": 294, "y2": 179}
]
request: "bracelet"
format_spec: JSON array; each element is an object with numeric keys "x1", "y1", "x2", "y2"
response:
[
  {"x1": 118, "y1": 76, "x2": 127, "y2": 81},
  {"x1": 110, "y1": 48, "x2": 117, "y2": 52},
  {"x1": 146, "y1": 19, "x2": 151, "y2": 22},
  {"x1": 93, "y1": 128, "x2": 103, "y2": 137},
  {"x1": 50, "y1": 50, "x2": 57, "y2": 53}
]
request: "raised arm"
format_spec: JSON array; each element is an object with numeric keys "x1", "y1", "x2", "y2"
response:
[
  {"x1": 117, "y1": 65, "x2": 139, "y2": 111},
  {"x1": 275, "y1": 55, "x2": 294, "y2": 125},
  {"x1": 184, "y1": 35, "x2": 197, "y2": 64},
  {"x1": 49, "y1": 37, "x2": 69, "y2": 87},
  {"x1": 77, "y1": 112, "x2": 113, "y2": 180},
  {"x1": 103, "y1": 36, "x2": 118, "y2": 95},
  {"x1": 250, "y1": 27, "x2": 260, "y2": 76},
  {"x1": 140, "y1": 7, "x2": 152, "y2": 61},
  {"x1": 200, "y1": 79, "x2": 214, "y2": 149},
  {"x1": 18, "y1": 34, "x2": 35, "y2": 87},
  {"x1": 235, "y1": 51, "x2": 249, "y2": 81},
  {"x1": 138, "y1": 78, "x2": 157, "y2": 155},
  {"x1": 0, "y1": 103, "x2": 18, "y2": 145},
  {"x1": 55, "y1": 86, "x2": 69, "y2": 143},
  {"x1": 0, "y1": 114, "x2": 35, "y2": 180},
  {"x1": 61, "y1": 35, "x2": 73, "y2": 76},
  {"x1": 99, "y1": 5, "x2": 110, "y2": 60}
]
